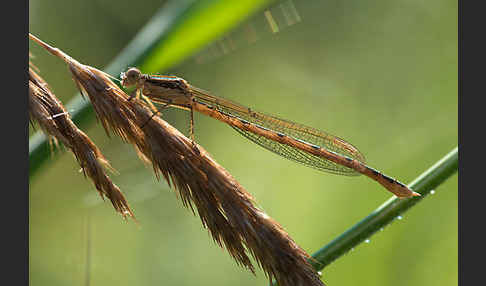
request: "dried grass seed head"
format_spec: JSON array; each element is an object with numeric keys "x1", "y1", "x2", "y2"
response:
[
  {"x1": 29, "y1": 65, "x2": 135, "y2": 219},
  {"x1": 29, "y1": 33, "x2": 324, "y2": 286}
]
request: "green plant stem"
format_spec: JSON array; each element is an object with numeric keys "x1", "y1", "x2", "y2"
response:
[
  {"x1": 269, "y1": 146, "x2": 458, "y2": 285},
  {"x1": 310, "y1": 146, "x2": 458, "y2": 270}
]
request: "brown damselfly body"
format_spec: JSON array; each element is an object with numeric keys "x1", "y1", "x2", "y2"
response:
[{"x1": 121, "y1": 68, "x2": 419, "y2": 198}]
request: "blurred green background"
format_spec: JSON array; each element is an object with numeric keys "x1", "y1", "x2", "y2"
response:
[{"x1": 29, "y1": 0, "x2": 457, "y2": 285}]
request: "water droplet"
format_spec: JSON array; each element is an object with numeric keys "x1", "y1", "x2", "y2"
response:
[
  {"x1": 397, "y1": 216, "x2": 403, "y2": 220},
  {"x1": 351, "y1": 248, "x2": 354, "y2": 251},
  {"x1": 430, "y1": 190, "x2": 435, "y2": 194},
  {"x1": 380, "y1": 228, "x2": 384, "y2": 232},
  {"x1": 365, "y1": 239, "x2": 370, "y2": 243}
]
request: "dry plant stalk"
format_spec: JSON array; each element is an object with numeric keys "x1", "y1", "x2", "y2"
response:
[
  {"x1": 29, "y1": 33, "x2": 325, "y2": 286},
  {"x1": 29, "y1": 63, "x2": 135, "y2": 219}
]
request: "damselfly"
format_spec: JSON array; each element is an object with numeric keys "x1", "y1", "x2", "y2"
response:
[{"x1": 121, "y1": 68, "x2": 419, "y2": 198}]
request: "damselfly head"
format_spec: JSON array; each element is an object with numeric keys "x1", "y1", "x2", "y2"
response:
[{"x1": 120, "y1": 67, "x2": 142, "y2": 88}]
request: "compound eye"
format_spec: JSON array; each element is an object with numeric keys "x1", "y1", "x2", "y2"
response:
[
  {"x1": 128, "y1": 68, "x2": 140, "y2": 79},
  {"x1": 121, "y1": 68, "x2": 141, "y2": 87}
]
